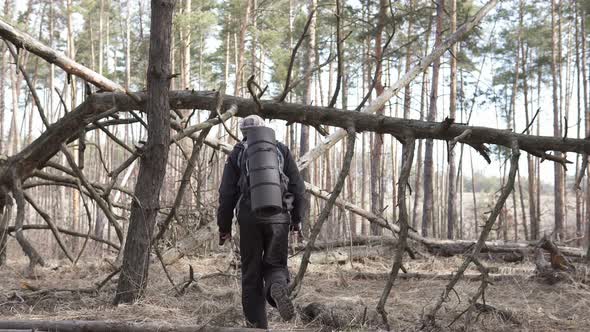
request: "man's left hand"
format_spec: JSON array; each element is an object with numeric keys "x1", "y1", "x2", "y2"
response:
[{"x1": 219, "y1": 232, "x2": 232, "y2": 246}]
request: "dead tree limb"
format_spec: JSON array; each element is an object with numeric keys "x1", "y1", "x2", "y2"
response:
[
  {"x1": 12, "y1": 177, "x2": 45, "y2": 273},
  {"x1": 23, "y1": 192, "x2": 74, "y2": 262},
  {"x1": 10, "y1": 87, "x2": 590, "y2": 186},
  {"x1": 289, "y1": 127, "x2": 356, "y2": 297},
  {"x1": 153, "y1": 87, "x2": 232, "y2": 243},
  {"x1": 0, "y1": 18, "x2": 127, "y2": 93},
  {"x1": 277, "y1": 9, "x2": 316, "y2": 102},
  {"x1": 74, "y1": 180, "x2": 94, "y2": 264},
  {"x1": 423, "y1": 141, "x2": 520, "y2": 329},
  {"x1": 296, "y1": 0, "x2": 498, "y2": 169},
  {"x1": 328, "y1": 0, "x2": 343, "y2": 108},
  {"x1": 0, "y1": 187, "x2": 12, "y2": 266},
  {"x1": 376, "y1": 137, "x2": 415, "y2": 330},
  {"x1": 82, "y1": 91, "x2": 590, "y2": 158},
  {"x1": 11, "y1": 45, "x2": 125, "y2": 245},
  {"x1": 292, "y1": 235, "x2": 398, "y2": 251},
  {"x1": 0, "y1": 0, "x2": 496, "y2": 182},
  {"x1": 448, "y1": 258, "x2": 493, "y2": 328},
  {"x1": 58, "y1": 146, "x2": 125, "y2": 243},
  {"x1": 154, "y1": 246, "x2": 182, "y2": 296},
  {"x1": 6, "y1": 224, "x2": 119, "y2": 250}
]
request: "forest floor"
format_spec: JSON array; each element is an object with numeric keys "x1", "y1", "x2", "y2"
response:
[{"x1": 0, "y1": 246, "x2": 589, "y2": 331}]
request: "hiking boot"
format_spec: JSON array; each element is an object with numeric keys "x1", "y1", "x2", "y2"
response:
[{"x1": 270, "y1": 283, "x2": 295, "y2": 321}]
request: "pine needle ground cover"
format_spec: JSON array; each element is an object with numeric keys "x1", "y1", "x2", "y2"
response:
[{"x1": 0, "y1": 251, "x2": 588, "y2": 331}]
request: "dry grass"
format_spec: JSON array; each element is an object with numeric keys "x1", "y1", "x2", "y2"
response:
[{"x1": 1, "y1": 249, "x2": 589, "y2": 331}]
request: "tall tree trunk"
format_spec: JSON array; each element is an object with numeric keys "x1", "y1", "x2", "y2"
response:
[
  {"x1": 224, "y1": 14, "x2": 231, "y2": 85},
  {"x1": 469, "y1": 149, "x2": 478, "y2": 239},
  {"x1": 66, "y1": 0, "x2": 80, "y2": 249},
  {"x1": 250, "y1": 0, "x2": 258, "y2": 80},
  {"x1": 0, "y1": 0, "x2": 10, "y2": 154},
  {"x1": 234, "y1": 0, "x2": 252, "y2": 96},
  {"x1": 575, "y1": 2, "x2": 583, "y2": 246},
  {"x1": 114, "y1": 0, "x2": 174, "y2": 304},
  {"x1": 536, "y1": 53, "x2": 542, "y2": 234},
  {"x1": 99, "y1": 0, "x2": 104, "y2": 75},
  {"x1": 422, "y1": 0, "x2": 443, "y2": 237},
  {"x1": 182, "y1": 0, "x2": 191, "y2": 89},
  {"x1": 520, "y1": 3, "x2": 537, "y2": 240},
  {"x1": 300, "y1": 0, "x2": 316, "y2": 236},
  {"x1": 370, "y1": 0, "x2": 387, "y2": 236},
  {"x1": 551, "y1": 0, "x2": 565, "y2": 241},
  {"x1": 517, "y1": 167, "x2": 528, "y2": 240},
  {"x1": 125, "y1": 0, "x2": 131, "y2": 89},
  {"x1": 411, "y1": 15, "x2": 432, "y2": 230},
  {"x1": 447, "y1": 0, "x2": 457, "y2": 239},
  {"x1": 581, "y1": 4, "x2": 590, "y2": 249}
]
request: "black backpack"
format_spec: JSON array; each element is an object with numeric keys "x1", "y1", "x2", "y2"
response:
[{"x1": 236, "y1": 141, "x2": 293, "y2": 215}]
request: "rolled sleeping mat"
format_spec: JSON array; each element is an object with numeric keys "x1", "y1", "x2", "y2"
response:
[{"x1": 246, "y1": 126, "x2": 284, "y2": 217}]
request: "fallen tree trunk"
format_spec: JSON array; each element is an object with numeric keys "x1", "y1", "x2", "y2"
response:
[
  {"x1": 0, "y1": 320, "x2": 263, "y2": 332},
  {"x1": 293, "y1": 235, "x2": 397, "y2": 251},
  {"x1": 295, "y1": 235, "x2": 586, "y2": 263},
  {"x1": 8, "y1": 87, "x2": 590, "y2": 184},
  {"x1": 421, "y1": 238, "x2": 586, "y2": 261},
  {"x1": 351, "y1": 272, "x2": 528, "y2": 282},
  {"x1": 81, "y1": 91, "x2": 590, "y2": 156}
]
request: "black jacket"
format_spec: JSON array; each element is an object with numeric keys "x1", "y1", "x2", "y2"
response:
[{"x1": 217, "y1": 140, "x2": 306, "y2": 234}]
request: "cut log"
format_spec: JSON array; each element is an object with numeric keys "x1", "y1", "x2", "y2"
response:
[{"x1": 0, "y1": 320, "x2": 263, "y2": 332}]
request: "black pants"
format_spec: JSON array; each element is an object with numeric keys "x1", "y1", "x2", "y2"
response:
[{"x1": 239, "y1": 220, "x2": 290, "y2": 329}]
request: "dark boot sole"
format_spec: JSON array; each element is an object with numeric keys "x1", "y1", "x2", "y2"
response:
[{"x1": 270, "y1": 283, "x2": 295, "y2": 321}]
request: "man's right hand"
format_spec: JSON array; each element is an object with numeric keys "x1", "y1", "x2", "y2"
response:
[{"x1": 219, "y1": 232, "x2": 232, "y2": 246}]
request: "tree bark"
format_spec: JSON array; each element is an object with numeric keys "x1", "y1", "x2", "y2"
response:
[
  {"x1": 370, "y1": 0, "x2": 387, "y2": 236},
  {"x1": 0, "y1": 0, "x2": 11, "y2": 154},
  {"x1": 114, "y1": 0, "x2": 174, "y2": 304},
  {"x1": 551, "y1": 0, "x2": 565, "y2": 241},
  {"x1": 583, "y1": 7, "x2": 590, "y2": 251},
  {"x1": 520, "y1": 5, "x2": 537, "y2": 240},
  {"x1": 411, "y1": 15, "x2": 432, "y2": 230},
  {"x1": 0, "y1": 193, "x2": 11, "y2": 266},
  {"x1": 233, "y1": 0, "x2": 252, "y2": 96},
  {"x1": 299, "y1": 0, "x2": 316, "y2": 236},
  {"x1": 447, "y1": 0, "x2": 457, "y2": 239},
  {"x1": 422, "y1": 0, "x2": 444, "y2": 237}
]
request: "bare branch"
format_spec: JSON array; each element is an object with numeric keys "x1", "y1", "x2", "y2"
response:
[
  {"x1": 423, "y1": 141, "x2": 520, "y2": 328},
  {"x1": 23, "y1": 193, "x2": 74, "y2": 263},
  {"x1": 0, "y1": 17, "x2": 126, "y2": 92},
  {"x1": 277, "y1": 9, "x2": 316, "y2": 102},
  {"x1": 376, "y1": 137, "x2": 415, "y2": 329},
  {"x1": 289, "y1": 127, "x2": 356, "y2": 297}
]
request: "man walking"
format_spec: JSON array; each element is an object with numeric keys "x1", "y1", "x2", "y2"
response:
[{"x1": 217, "y1": 115, "x2": 306, "y2": 329}]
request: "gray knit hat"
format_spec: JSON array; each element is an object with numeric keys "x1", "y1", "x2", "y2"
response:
[{"x1": 239, "y1": 115, "x2": 265, "y2": 132}]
